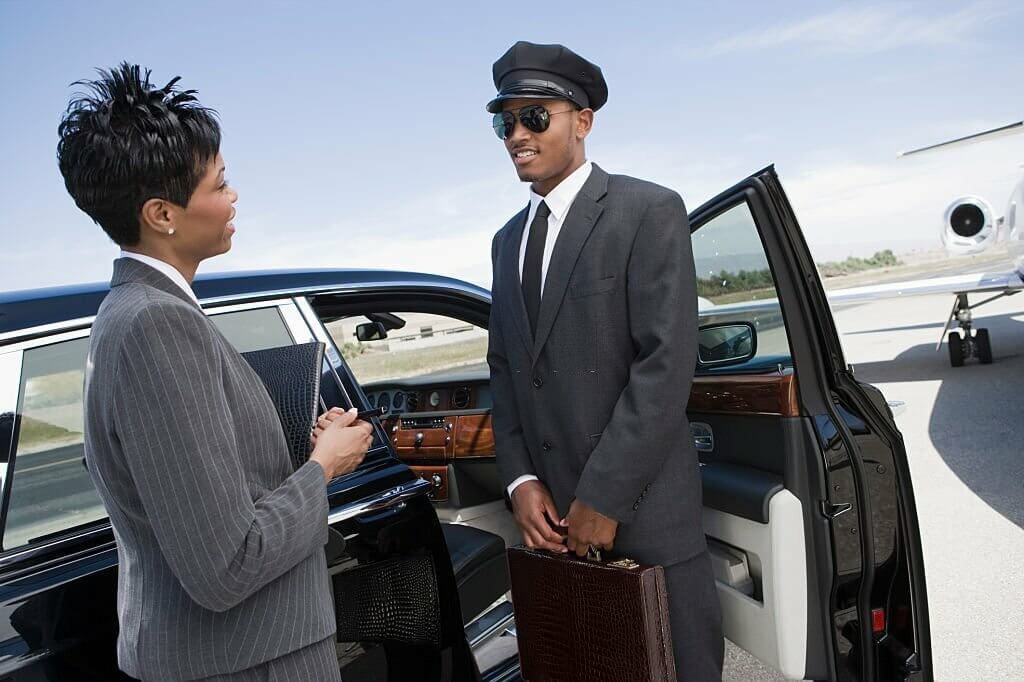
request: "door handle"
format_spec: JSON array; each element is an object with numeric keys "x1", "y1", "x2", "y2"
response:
[
  {"x1": 690, "y1": 422, "x2": 714, "y2": 453},
  {"x1": 821, "y1": 501, "x2": 853, "y2": 519},
  {"x1": 327, "y1": 478, "x2": 432, "y2": 524}
]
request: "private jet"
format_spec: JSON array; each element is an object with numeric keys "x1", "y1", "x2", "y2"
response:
[{"x1": 828, "y1": 122, "x2": 1024, "y2": 366}]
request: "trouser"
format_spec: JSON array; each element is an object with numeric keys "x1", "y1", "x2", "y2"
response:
[
  {"x1": 663, "y1": 551, "x2": 725, "y2": 681},
  {"x1": 196, "y1": 636, "x2": 342, "y2": 682}
]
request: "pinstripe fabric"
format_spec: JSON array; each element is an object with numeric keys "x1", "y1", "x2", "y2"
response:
[
  {"x1": 83, "y1": 259, "x2": 338, "y2": 681},
  {"x1": 198, "y1": 636, "x2": 341, "y2": 681}
]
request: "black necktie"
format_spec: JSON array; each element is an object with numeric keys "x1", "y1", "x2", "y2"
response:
[{"x1": 521, "y1": 201, "x2": 551, "y2": 337}]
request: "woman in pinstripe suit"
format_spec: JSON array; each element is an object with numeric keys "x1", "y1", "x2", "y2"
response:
[{"x1": 59, "y1": 63, "x2": 370, "y2": 681}]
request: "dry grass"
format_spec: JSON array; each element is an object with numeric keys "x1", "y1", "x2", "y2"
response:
[{"x1": 345, "y1": 336, "x2": 489, "y2": 383}]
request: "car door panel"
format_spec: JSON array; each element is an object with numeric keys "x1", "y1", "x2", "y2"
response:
[
  {"x1": 688, "y1": 392, "x2": 812, "y2": 679},
  {"x1": 705, "y1": 487, "x2": 808, "y2": 679},
  {"x1": 688, "y1": 168, "x2": 931, "y2": 682},
  {"x1": 700, "y1": 462, "x2": 783, "y2": 523}
]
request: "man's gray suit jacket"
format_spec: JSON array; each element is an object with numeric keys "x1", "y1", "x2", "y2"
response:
[
  {"x1": 488, "y1": 164, "x2": 704, "y2": 567},
  {"x1": 83, "y1": 258, "x2": 335, "y2": 681}
]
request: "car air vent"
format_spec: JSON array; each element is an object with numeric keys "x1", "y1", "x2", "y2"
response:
[
  {"x1": 405, "y1": 392, "x2": 420, "y2": 412},
  {"x1": 451, "y1": 386, "x2": 471, "y2": 409}
]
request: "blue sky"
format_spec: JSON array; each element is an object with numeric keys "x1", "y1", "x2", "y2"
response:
[{"x1": 2, "y1": 0, "x2": 1023, "y2": 291}]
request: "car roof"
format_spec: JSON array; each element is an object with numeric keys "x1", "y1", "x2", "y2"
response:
[{"x1": 0, "y1": 268, "x2": 490, "y2": 336}]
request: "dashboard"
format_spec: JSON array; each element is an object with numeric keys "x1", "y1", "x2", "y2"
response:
[
  {"x1": 362, "y1": 370, "x2": 495, "y2": 503},
  {"x1": 362, "y1": 369, "x2": 493, "y2": 418}
]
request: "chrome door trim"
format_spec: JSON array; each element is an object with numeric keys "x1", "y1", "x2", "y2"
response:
[
  {"x1": 0, "y1": 327, "x2": 92, "y2": 355},
  {"x1": 293, "y1": 297, "x2": 354, "y2": 406},
  {"x1": 203, "y1": 297, "x2": 295, "y2": 315},
  {"x1": 466, "y1": 599, "x2": 515, "y2": 650},
  {"x1": 278, "y1": 303, "x2": 317, "y2": 344},
  {"x1": 0, "y1": 524, "x2": 115, "y2": 570},
  {"x1": 327, "y1": 478, "x2": 431, "y2": 524},
  {"x1": 0, "y1": 351, "x2": 24, "y2": 527},
  {"x1": 0, "y1": 317, "x2": 95, "y2": 346}
]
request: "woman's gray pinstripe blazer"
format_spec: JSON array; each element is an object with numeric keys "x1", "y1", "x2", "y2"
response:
[{"x1": 83, "y1": 258, "x2": 335, "y2": 681}]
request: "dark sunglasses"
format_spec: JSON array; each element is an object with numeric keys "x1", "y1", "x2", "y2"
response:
[{"x1": 492, "y1": 104, "x2": 575, "y2": 140}]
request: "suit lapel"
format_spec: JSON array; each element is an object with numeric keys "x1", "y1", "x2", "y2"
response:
[
  {"x1": 499, "y1": 206, "x2": 534, "y2": 355},
  {"x1": 531, "y1": 165, "x2": 609, "y2": 365}
]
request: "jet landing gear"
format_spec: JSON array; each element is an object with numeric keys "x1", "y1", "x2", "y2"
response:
[{"x1": 940, "y1": 293, "x2": 993, "y2": 367}]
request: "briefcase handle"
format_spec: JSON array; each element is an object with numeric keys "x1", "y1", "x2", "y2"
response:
[{"x1": 532, "y1": 544, "x2": 642, "y2": 570}]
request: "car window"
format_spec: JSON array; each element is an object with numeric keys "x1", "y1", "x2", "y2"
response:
[
  {"x1": 2, "y1": 305, "x2": 295, "y2": 551},
  {"x1": 692, "y1": 201, "x2": 793, "y2": 373},
  {"x1": 208, "y1": 306, "x2": 295, "y2": 352},
  {"x1": 326, "y1": 312, "x2": 489, "y2": 386},
  {"x1": 4, "y1": 337, "x2": 102, "y2": 550}
]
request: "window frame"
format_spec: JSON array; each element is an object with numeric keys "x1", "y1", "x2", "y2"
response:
[
  {"x1": 0, "y1": 298, "x2": 311, "y2": 568},
  {"x1": 691, "y1": 196, "x2": 797, "y2": 377},
  {"x1": 298, "y1": 289, "x2": 491, "y2": 469}
]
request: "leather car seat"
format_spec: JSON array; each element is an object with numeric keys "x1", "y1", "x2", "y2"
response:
[{"x1": 441, "y1": 523, "x2": 510, "y2": 625}]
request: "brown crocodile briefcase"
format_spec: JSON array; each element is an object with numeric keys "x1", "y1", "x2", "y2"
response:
[{"x1": 507, "y1": 545, "x2": 677, "y2": 682}]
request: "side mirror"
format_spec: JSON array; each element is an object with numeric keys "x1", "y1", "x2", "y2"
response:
[
  {"x1": 697, "y1": 322, "x2": 757, "y2": 368},
  {"x1": 355, "y1": 321, "x2": 388, "y2": 342}
]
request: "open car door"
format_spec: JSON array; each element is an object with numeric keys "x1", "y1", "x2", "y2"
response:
[{"x1": 688, "y1": 167, "x2": 932, "y2": 681}]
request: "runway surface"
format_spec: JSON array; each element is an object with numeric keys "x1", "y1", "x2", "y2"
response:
[{"x1": 724, "y1": 291, "x2": 1024, "y2": 681}]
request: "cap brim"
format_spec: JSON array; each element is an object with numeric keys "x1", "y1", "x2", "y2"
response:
[{"x1": 486, "y1": 91, "x2": 563, "y2": 113}]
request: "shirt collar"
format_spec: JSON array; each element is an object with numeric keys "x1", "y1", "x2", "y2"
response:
[
  {"x1": 529, "y1": 160, "x2": 593, "y2": 222},
  {"x1": 118, "y1": 250, "x2": 200, "y2": 305}
]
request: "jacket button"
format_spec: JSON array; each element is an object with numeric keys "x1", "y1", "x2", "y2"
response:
[
  {"x1": 532, "y1": 376, "x2": 543, "y2": 388},
  {"x1": 632, "y1": 502, "x2": 640, "y2": 511},
  {"x1": 542, "y1": 441, "x2": 552, "y2": 451}
]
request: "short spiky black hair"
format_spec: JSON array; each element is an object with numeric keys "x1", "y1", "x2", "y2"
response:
[{"x1": 57, "y1": 62, "x2": 221, "y2": 246}]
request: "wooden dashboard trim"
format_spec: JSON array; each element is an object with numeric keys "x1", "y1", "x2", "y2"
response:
[
  {"x1": 388, "y1": 411, "x2": 496, "y2": 461},
  {"x1": 688, "y1": 371, "x2": 799, "y2": 417},
  {"x1": 452, "y1": 413, "x2": 495, "y2": 458},
  {"x1": 410, "y1": 465, "x2": 448, "y2": 501}
]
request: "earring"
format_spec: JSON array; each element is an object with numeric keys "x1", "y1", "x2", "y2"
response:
[{"x1": 168, "y1": 228, "x2": 175, "y2": 235}]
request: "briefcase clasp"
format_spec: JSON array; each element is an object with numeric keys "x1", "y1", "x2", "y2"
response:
[{"x1": 608, "y1": 558, "x2": 640, "y2": 570}]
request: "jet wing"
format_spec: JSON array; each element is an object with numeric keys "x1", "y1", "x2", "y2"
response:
[{"x1": 826, "y1": 270, "x2": 1024, "y2": 303}]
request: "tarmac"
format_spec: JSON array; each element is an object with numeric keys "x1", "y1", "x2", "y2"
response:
[{"x1": 724, "y1": 290, "x2": 1024, "y2": 681}]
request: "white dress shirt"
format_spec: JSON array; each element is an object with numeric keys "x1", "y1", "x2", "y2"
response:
[
  {"x1": 518, "y1": 160, "x2": 594, "y2": 293},
  {"x1": 507, "y1": 160, "x2": 594, "y2": 500},
  {"x1": 119, "y1": 250, "x2": 200, "y2": 306}
]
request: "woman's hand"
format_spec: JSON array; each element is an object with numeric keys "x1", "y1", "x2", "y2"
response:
[
  {"x1": 308, "y1": 408, "x2": 373, "y2": 481},
  {"x1": 311, "y1": 407, "x2": 348, "y2": 448}
]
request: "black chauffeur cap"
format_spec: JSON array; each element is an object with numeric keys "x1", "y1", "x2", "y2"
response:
[{"x1": 486, "y1": 41, "x2": 607, "y2": 113}]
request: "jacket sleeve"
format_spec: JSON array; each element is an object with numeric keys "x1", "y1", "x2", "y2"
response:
[
  {"x1": 487, "y1": 231, "x2": 537, "y2": 490},
  {"x1": 112, "y1": 299, "x2": 329, "y2": 613},
  {"x1": 574, "y1": 190, "x2": 697, "y2": 523}
]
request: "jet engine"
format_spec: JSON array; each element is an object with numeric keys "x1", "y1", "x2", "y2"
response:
[{"x1": 941, "y1": 195, "x2": 998, "y2": 256}]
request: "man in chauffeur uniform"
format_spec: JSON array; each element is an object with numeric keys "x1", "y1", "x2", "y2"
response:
[{"x1": 485, "y1": 41, "x2": 724, "y2": 678}]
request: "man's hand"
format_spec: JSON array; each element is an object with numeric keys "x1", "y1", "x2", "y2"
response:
[
  {"x1": 565, "y1": 499, "x2": 618, "y2": 557},
  {"x1": 510, "y1": 480, "x2": 568, "y2": 553}
]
